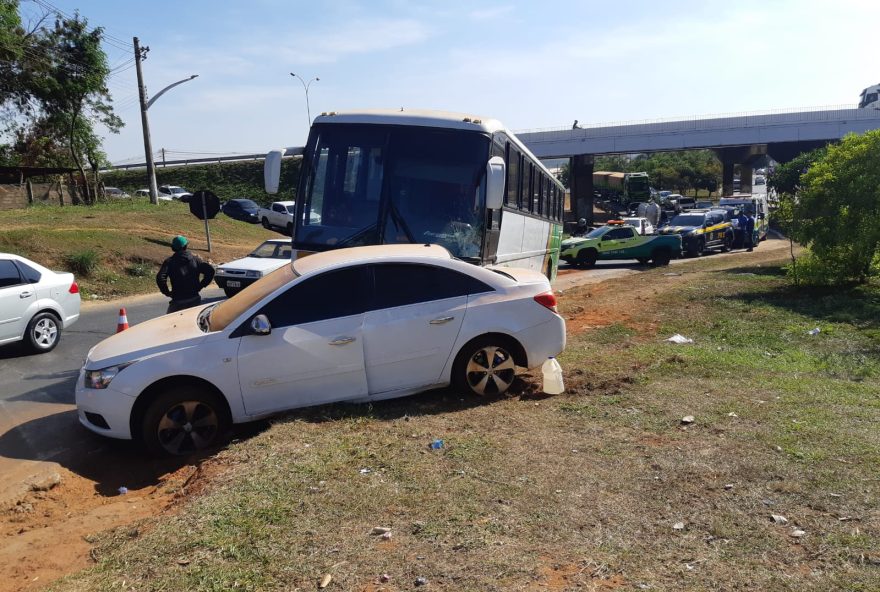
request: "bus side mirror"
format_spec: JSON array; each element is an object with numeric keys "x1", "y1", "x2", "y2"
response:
[
  {"x1": 264, "y1": 149, "x2": 283, "y2": 194},
  {"x1": 486, "y1": 156, "x2": 506, "y2": 210}
]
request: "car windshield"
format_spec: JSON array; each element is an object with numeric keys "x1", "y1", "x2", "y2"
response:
[
  {"x1": 285, "y1": 204, "x2": 296, "y2": 213},
  {"x1": 205, "y1": 264, "x2": 297, "y2": 332},
  {"x1": 296, "y1": 124, "x2": 489, "y2": 259},
  {"x1": 670, "y1": 214, "x2": 705, "y2": 226},
  {"x1": 170, "y1": 187, "x2": 187, "y2": 194},
  {"x1": 235, "y1": 199, "x2": 258, "y2": 209},
  {"x1": 248, "y1": 241, "x2": 290, "y2": 258},
  {"x1": 586, "y1": 227, "x2": 607, "y2": 239}
]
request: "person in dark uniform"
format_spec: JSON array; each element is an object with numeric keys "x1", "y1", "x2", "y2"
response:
[
  {"x1": 572, "y1": 218, "x2": 590, "y2": 237},
  {"x1": 156, "y1": 235, "x2": 215, "y2": 313},
  {"x1": 743, "y1": 212, "x2": 756, "y2": 252}
]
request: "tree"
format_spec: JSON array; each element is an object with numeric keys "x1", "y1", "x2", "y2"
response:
[
  {"x1": 788, "y1": 131, "x2": 880, "y2": 284},
  {"x1": 0, "y1": 4, "x2": 121, "y2": 201}
]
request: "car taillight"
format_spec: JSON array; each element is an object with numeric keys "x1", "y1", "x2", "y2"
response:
[
  {"x1": 533, "y1": 291, "x2": 558, "y2": 313},
  {"x1": 69, "y1": 281, "x2": 79, "y2": 294}
]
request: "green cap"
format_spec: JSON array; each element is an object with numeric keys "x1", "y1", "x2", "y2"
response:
[{"x1": 171, "y1": 235, "x2": 188, "y2": 251}]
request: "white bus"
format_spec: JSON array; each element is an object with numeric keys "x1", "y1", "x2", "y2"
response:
[{"x1": 264, "y1": 110, "x2": 565, "y2": 279}]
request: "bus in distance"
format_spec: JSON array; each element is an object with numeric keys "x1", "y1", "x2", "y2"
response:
[{"x1": 264, "y1": 109, "x2": 565, "y2": 279}]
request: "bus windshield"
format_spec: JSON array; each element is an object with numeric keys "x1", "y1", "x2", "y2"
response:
[{"x1": 295, "y1": 124, "x2": 490, "y2": 259}]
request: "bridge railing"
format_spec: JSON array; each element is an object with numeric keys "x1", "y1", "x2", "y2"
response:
[{"x1": 516, "y1": 104, "x2": 876, "y2": 141}]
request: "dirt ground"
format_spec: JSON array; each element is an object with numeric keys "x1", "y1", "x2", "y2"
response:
[{"x1": 0, "y1": 239, "x2": 794, "y2": 592}]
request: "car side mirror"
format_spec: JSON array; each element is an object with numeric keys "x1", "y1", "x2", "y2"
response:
[
  {"x1": 485, "y1": 156, "x2": 506, "y2": 210},
  {"x1": 250, "y1": 314, "x2": 272, "y2": 335}
]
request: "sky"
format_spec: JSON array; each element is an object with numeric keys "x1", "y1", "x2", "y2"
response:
[{"x1": 19, "y1": 0, "x2": 880, "y2": 164}]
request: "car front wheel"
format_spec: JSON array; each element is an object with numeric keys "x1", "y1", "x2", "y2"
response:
[
  {"x1": 26, "y1": 311, "x2": 60, "y2": 353},
  {"x1": 261, "y1": 217, "x2": 270, "y2": 229},
  {"x1": 452, "y1": 337, "x2": 518, "y2": 397},
  {"x1": 141, "y1": 387, "x2": 229, "y2": 456}
]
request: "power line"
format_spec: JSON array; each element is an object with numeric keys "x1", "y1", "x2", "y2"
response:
[{"x1": 30, "y1": 0, "x2": 134, "y2": 52}]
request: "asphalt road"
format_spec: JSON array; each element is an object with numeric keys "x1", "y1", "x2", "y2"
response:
[{"x1": 0, "y1": 288, "x2": 227, "y2": 503}]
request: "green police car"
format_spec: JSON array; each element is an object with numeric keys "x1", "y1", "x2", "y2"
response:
[{"x1": 560, "y1": 221, "x2": 681, "y2": 268}]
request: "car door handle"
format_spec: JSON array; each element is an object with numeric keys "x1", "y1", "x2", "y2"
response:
[
  {"x1": 329, "y1": 336, "x2": 356, "y2": 345},
  {"x1": 429, "y1": 316, "x2": 455, "y2": 325},
  {"x1": 19, "y1": 291, "x2": 32, "y2": 298}
]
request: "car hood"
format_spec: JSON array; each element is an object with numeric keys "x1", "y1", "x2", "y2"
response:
[
  {"x1": 218, "y1": 256, "x2": 289, "y2": 273},
  {"x1": 561, "y1": 237, "x2": 594, "y2": 251},
  {"x1": 85, "y1": 306, "x2": 208, "y2": 369},
  {"x1": 660, "y1": 225, "x2": 699, "y2": 235}
]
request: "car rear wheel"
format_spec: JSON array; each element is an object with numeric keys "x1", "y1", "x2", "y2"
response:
[
  {"x1": 141, "y1": 387, "x2": 229, "y2": 456},
  {"x1": 25, "y1": 311, "x2": 60, "y2": 353},
  {"x1": 452, "y1": 337, "x2": 518, "y2": 397},
  {"x1": 651, "y1": 249, "x2": 671, "y2": 266},
  {"x1": 576, "y1": 248, "x2": 597, "y2": 269}
]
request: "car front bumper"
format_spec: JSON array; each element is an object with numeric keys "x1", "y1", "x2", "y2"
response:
[
  {"x1": 215, "y1": 274, "x2": 259, "y2": 292},
  {"x1": 75, "y1": 371, "x2": 137, "y2": 440}
]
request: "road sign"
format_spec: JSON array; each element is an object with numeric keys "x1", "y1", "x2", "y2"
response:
[{"x1": 189, "y1": 190, "x2": 220, "y2": 220}]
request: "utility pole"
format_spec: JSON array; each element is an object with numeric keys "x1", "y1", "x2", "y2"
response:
[
  {"x1": 134, "y1": 37, "x2": 159, "y2": 205},
  {"x1": 161, "y1": 148, "x2": 166, "y2": 167}
]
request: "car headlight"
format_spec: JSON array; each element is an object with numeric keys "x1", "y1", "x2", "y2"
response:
[
  {"x1": 84, "y1": 362, "x2": 133, "y2": 389},
  {"x1": 245, "y1": 270, "x2": 262, "y2": 278}
]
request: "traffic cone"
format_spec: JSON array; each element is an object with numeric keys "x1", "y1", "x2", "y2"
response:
[{"x1": 116, "y1": 308, "x2": 129, "y2": 333}]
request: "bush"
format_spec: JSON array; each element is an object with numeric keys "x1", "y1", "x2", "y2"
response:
[
  {"x1": 64, "y1": 249, "x2": 100, "y2": 276},
  {"x1": 125, "y1": 261, "x2": 152, "y2": 277},
  {"x1": 785, "y1": 249, "x2": 880, "y2": 286}
]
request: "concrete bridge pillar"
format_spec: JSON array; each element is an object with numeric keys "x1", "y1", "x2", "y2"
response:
[
  {"x1": 713, "y1": 145, "x2": 767, "y2": 196},
  {"x1": 569, "y1": 154, "x2": 594, "y2": 225}
]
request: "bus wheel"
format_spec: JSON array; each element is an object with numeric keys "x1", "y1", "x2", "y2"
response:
[
  {"x1": 576, "y1": 249, "x2": 597, "y2": 269},
  {"x1": 651, "y1": 249, "x2": 671, "y2": 266}
]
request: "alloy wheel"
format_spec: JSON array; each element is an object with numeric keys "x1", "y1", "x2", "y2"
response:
[
  {"x1": 465, "y1": 346, "x2": 516, "y2": 396},
  {"x1": 32, "y1": 317, "x2": 58, "y2": 349},
  {"x1": 156, "y1": 401, "x2": 220, "y2": 455}
]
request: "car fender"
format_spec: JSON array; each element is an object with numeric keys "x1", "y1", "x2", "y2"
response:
[{"x1": 102, "y1": 334, "x2": 248, "y2": 424}]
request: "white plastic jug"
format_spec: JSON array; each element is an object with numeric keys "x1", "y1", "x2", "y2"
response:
[{"x1": 541, "y1": 357, "x2": 565, "y2": 395}]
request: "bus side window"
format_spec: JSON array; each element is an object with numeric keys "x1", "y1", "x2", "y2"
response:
[{"x1": 506, "y1": 144, "x2": 520, "y2": 207}]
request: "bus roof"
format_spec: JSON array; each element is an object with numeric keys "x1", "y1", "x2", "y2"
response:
[
  {"x1": 314, "y1": 109, "x2": 505, "y2": 134},
  {"x1": 313, "y1": 108, "x2": 562, "y2": 189}
]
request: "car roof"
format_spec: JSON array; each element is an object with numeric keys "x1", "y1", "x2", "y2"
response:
[
  {"x1": 261, "y1": 239, "x2": 291, "y2": 245},
  {"x1": 273, "y1": 200, "x2": 295, "y2": 206},
  {"x1": 292, "y1": 244, "x2": 452, "y2": 276}
]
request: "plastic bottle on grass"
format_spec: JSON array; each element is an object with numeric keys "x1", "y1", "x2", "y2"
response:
[{"x1": 542, "y1": 357, "x2": 564, "y2": 394}]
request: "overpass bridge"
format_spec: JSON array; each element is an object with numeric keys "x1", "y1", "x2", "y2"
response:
[{"x1": 517, "y1": 106, "x2": 880, "y2": 223}]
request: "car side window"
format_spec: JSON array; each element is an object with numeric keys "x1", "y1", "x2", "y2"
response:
[
  {"x1": 603, "y1": 228, "x2": 631, "y2": 240},
  {"x1": 258, "y1": 266, "x2": 369, "y2": 328},
  {"x1": 14, "y1": 260, "x2": 42, "y2": 283},
  {"x1": 370, "y1": 263, "x2": 493, "y2": 310},
  {"x1": 0, "y1": 259, "x2": 23, "y2": 288}
]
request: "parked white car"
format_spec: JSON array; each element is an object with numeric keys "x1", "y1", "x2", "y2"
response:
[
  {"x1": 158, "y1": 185, "x2": 192, "y2": 201},
  {"x1": 214, "y1": 239, "x2": 292, "y2": 296},
  {"x1": 134, "y1": 189, "x2": 171, "y2": 201},
  {"x1": 76, "y1": 244, "x2": 566, "y2": 455},
  {"x1": 621, "y1": 217, "x2": 655, "y2": 235},
  {"x1": 0, "y1": 254, "x2": 81, "y2": 353},
  {"x1": 258, "y1": 201, "x2": 296, "y2": 234}
]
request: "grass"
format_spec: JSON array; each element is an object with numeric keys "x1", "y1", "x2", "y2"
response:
[
  {"x1": 52, "y1": 258, "x2": 880, "y2": 591},
  {"x1": 0, "y1": 199, "x2": 277, "y2": 300}
]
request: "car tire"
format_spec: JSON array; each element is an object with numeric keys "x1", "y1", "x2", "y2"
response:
[
  {"x1": 261, "y1": 217, "x2": 270, "y2": 229},
  {"x1": 685, "y1": 239, "x2": 702, "y2": 258},
  {"x1": 651, "y1": 249, "x2": 671, "y2": 266},
  {"x1": 721, "y1": 233, "x2": 733, "y2": 252},
  {"x1": 25, "y1": 311, "x2": 60, "y2": 353},
  {"x1": 575, "y1": 248, "x2": 598, "y2": 269},
  {"x1": 141, "y1": 387, "x2": 230, "y2": 457},
  {"x1": 452, "y1": 336, "x2": 519, "y2": 397},
  {"x1": 223, "y1": 288, "x2": 239, "y2": 298}
]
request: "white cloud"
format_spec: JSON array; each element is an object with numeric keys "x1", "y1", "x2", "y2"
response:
[{"x1": 469, "y1": 6, "x2": 513, "y2": 21}]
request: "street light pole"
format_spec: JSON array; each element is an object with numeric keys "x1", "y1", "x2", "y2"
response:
[
  {"x1": 133, "y1": 36, "x2": 198, "y2": 205},
  {"x1": 290, "y1": 73, "x2": 319, "y2": 126}
]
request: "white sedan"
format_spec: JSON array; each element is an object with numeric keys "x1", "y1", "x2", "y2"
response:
[
  {"x1": 214, "y1": 239, "x2": 292, "y2": 296},
  {"x1": 76, "y1": 244, "x2": 566, "y2": 455},
  {"x1": 0, "y1": 254, "x2": 81, "y2": 353}
]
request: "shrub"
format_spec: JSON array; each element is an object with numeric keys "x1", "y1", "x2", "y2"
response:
[
  {"x1": 64, "y1": 249, "x2": 100, "y2": 276},
  {"x1": 126, "y1": 261, "x2": 152, "y2": 277}
]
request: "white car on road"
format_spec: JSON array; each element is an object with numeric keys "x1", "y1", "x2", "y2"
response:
[
  {"x1": 214, "y1": 239, "x2": 292, "y2": 296},
  {"x1": 0, "y1": 254, "x2": 81, "y2": 353},
  {"x1": 76, "y1": 244, "x2": 566, "y2": 455}
]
